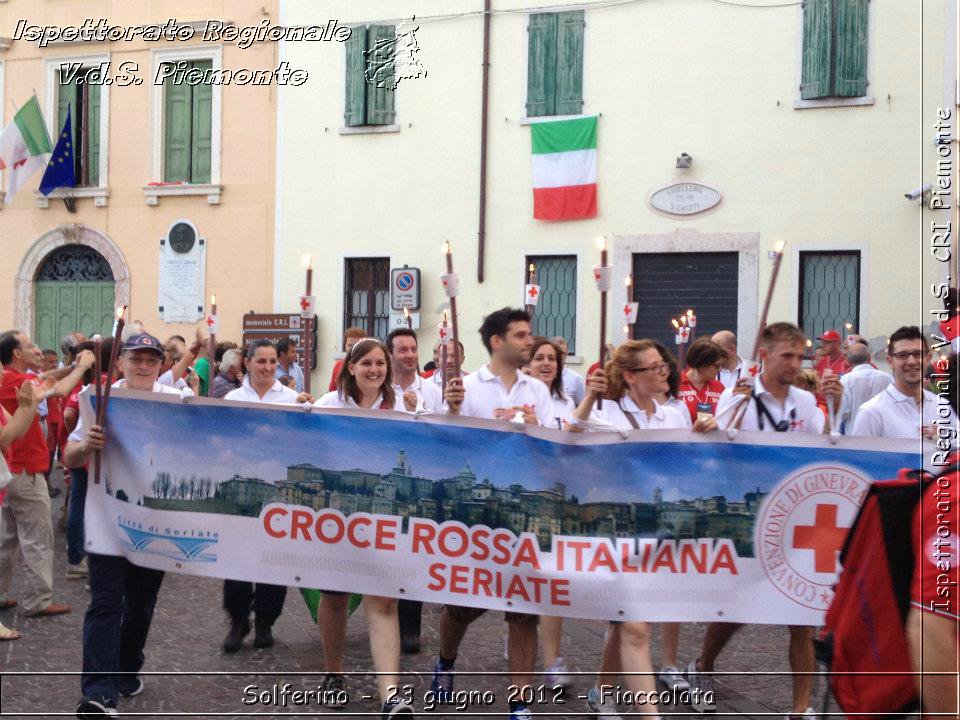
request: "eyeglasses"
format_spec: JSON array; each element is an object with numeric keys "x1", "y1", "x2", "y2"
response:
[
  {"x1": 632, "y1": 363, "x2": 669, "y2": 374},
  {"x1": 890, "y1": 351, "x2": 925, "y2": 361}
]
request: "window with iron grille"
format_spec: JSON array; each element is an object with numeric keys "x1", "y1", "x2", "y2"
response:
[
  {"x1": 798, "y1": 251, "x2": 861, "y2": 339},
  {"x1": 525, "y1": 255, "x2": 577, "y2": 354},
  {"x1": 344, "y1": 258, "x2": 390, "y2": 341}
]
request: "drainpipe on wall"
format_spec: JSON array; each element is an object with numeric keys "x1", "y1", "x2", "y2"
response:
[{"x1": 477, "y1": 0, "x2": 491, "y2": 283}]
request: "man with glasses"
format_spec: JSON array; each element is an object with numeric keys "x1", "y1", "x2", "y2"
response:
[
  {"x1": 851, "y1": 326, "x2": 958, "y2": 440},
  {"x1": 688, "y1": 322, "x2": 840, "y2": 718}
]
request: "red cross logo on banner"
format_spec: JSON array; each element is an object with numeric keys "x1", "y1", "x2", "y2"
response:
[
  {"x1": 749, "y1": 365, "x2": 760, "y2": 377},
  {"x1": 527, "y1": 286, "x2": 539, "y2": 300},
  {"x1": 300, "y1": 297, "x2": 310, "y2": 311},
  {"x1": 593, "y1": 269, "x2": 601, "y2": 282},
  {"x1": 439, "y1": 326, "x2": 448, "y2": 340},
  {"x1": 792, "y1": 504, "x2": 847, "y2": 574},
  {"x1": 206, "y1": 316, "x2": 214, "y2": 328},
  {"x1": 623, "y1": 305, "x2": 631, "y2": 316}
]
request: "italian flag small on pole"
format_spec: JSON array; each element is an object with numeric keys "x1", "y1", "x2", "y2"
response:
[{"x1": 531, "y1": 115, "x2": 597, "y2": 221}]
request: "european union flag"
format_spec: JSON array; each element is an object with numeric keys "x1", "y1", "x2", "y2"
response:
[{"x1": 39, "y1": 105, "x2": 75, "y2": 196}]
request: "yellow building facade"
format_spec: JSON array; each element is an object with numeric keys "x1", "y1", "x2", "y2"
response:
[
  {"x1": 0, "y1": 1, "x2": 280, "y2": 353},
  {"x1": 276, "y1": 0, "x2": 956, "y2": 381}
]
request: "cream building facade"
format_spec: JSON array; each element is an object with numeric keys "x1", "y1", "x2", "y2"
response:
[
  {"x1": 0, "y1": 1, "x2": 280, "y2": 353},
  {"x1": 277, "y1": 0, "x2": 956, "y2": 382}
]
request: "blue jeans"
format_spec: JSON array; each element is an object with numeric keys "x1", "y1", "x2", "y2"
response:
[
  {"x1": 81, "y1": 553, "x2": 164, "y2": 704},
  {"x1": 66, "y1": 467, "x2": 87, "y2": 565}
]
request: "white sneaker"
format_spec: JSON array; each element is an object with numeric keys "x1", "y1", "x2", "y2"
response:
[
  {"x1": 586, "y1": 686, "x2": 622, "y2": 719},
  {"x1": 543, "y1": 656, "x2": 574, "y2": 688},
  {"x1": 685, "y1": 659, "x2": 717, "y2": 713},
  {"x1": 66, "y1": 558, "x2": 88, "y2": 579},
  {"x1": 784, "y1": 710, "x2": 817, "y2": 720},
  {"x1": 657, "y1": 664, "x2": 690, "y2": 692}
]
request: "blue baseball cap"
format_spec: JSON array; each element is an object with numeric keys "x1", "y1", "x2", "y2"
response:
[{"x1": 121, "y1": 333, "x2": 165, "y2": 356}]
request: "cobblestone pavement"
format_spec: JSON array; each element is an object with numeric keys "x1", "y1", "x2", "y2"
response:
[{"x1": 0, "y1": 476, "x2": 830, "y2": 719}]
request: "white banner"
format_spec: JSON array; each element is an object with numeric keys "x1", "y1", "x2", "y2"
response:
[{"x1": 81, "y1": 390, "x2": 921, "y2": 625}]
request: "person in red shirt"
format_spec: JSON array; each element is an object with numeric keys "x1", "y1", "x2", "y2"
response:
[
  {"x1": 0, "y1": 360, "x2": 50, "y2": 640},
  {"x1": 907, "y1": 351, "x2": 959, "y2": 717},
  {"x1": 815, "y1": 329, "x2": 851, "y2": 376},
  {"x1": 675, "y1": 338, "x2": 726, "y2": 425},
  {"x1": 327, "y1": 326, "x2": 366, "y2": 392},
  {"x1": 0, "y1": 330, "x2": 91, "y2": 618}
]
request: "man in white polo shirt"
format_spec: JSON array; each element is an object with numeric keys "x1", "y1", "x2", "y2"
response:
[
  {"x1": 437, "y1": 307, "x2": 548, "y2": 720},
  {"x1": 851, "y1": 325, "x2": 958, "y2": 441},
  {"x1": 690, "y1": 322, "x2": 839, "y2": 718},
  {"x1": 838, "y1": 342, "x2": 891, "y2": 431},
  {"x1": 712, "y1": 330, "x2": 743, "y2": 390},
  {"x1": 387, "y1": 328, "x2": 443, "y2": 413}
]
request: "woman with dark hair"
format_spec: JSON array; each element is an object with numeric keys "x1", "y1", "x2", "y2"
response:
[
  {"x1": 221, "y1": 340, "x2": 305, "y2": 655},
  {"x1": 316, "y1": 338, "x2": 416, "y2": 412},
  {"x1": 312, "y1": 337, "x2": 416, "y2": 718},
  {"x1": 675, "y1": 338, "x2": 726, "y2": 426},
  {"x1": 525, "y1": 337, "x2": 574, "y2": 430}
]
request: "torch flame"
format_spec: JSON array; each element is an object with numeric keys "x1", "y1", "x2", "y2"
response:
[
  {"x1": 625, "y1": 276, "x2": 632, "y2": 287},
  {"x1": 301, "y1": 254, "x2": 312, "y2": 269},
  {"x1": 528, "y1": 264, "x2": 536, "y2": 274},
  {"x1": 595, "y1": 236, "x2": 607, "y2": 251},
  {"x1": 116, "y1": 306, "x2": 126, "y2": 320},
  {"x1": 442, "y1": 241, "x2": 451, "y2": 255},
  {"x1": 806, "y1": 339, "x2": 813, "y2": 347},
  {"x1": 686, "y1": 309, "x2": 694, "y2": 317},
  {"x1": 442, "y1": 311, "x2": 448, "y2": 323},
  {"x1": 844, "y1": 322, "x2": 853, "y2": 331},
  {"x1": 210, "y1": 293, "x2": 217, "y2": 306},
  {"x1": 403, "y1": 308, "x2": 410, "y2": 318},
  {"x1": 774, "y1": 240, "x2": 786, "y2": 254},
  {"x1": 671, "y1": 319, "x2": 680, "y2": 329}
]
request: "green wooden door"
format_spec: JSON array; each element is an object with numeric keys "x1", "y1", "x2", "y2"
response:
[
  {"x1": 34, "y1": 281, "x2": 114, "y2": 356},
  {"x1": 33, "y1": 245, "x2": 115, "y2": 359}
]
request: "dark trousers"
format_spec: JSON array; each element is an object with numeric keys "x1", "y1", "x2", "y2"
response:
[
  {"x1": 66, "y1": 467, "x2": 86, "y2": 565},
  {"x1": 82, "y1": 553, "x2": 165, "y2": 704},
  {"x1": 398, "y1": 599, "x2": 422, "y2": 638},
  {"x1": 222, "y1": 580, "x2": 286, "y2": 623}
]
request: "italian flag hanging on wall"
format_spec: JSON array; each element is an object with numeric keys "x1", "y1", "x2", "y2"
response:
[
  {"x1": 531, "y1": 115, "x2": 598, "y2": 221},
  {"x1": 0, "y1": 96, "x2": 52, "y2": 202}
]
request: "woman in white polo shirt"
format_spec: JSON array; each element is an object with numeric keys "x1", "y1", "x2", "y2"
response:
[
  {"x1": 312, "y1": 337, "x2": 415, "y2": 719},
  {"x1": 315, "y1": 338, "x2": 417, "y2": 413},
  {"x1": 567, "y1": 339, "x2": 711, "y2": 720},
  {"x1": 526, "y1": 337, "x2": 575, "y2": 430},
  {"x1": 221, "y1": 340, "x2": 304, "y2": 657}
]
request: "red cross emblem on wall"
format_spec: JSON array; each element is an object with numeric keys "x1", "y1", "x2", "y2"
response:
[{"x1": 792, "y1": 504, "x2": 847, "y2": 574}]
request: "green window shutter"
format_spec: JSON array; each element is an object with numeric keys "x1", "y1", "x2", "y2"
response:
[
  {"x1": 834, "y1": 0, "x2": 868, "y2": 97},
  {"x1": 57, "y1": 72, "x2": 78, "y2": 140},
  {"x1": 163, "y1": 62, "x2": 192, "y2": 182},
  {"x1": 555, "y1": 11, "x2": 584, "y2": 116},
  {"x1": 86, "y1": 79, "x2": 101, "y2": 186},
  {"x1": 526, "y1": 13, "x2": 558, "y2": 117},
  {"x1": 344, "y1": 26, "x2": 368, "y2": 126},
  {"x1": 191, "y1": 60, "x2": 213, "y2": 183},
  {"x1": 365, "y1": 24, "x2": 396, "y2": 126},
  {"x1": 800, "y1": 0, "x2": 834, "y2": 99}
]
